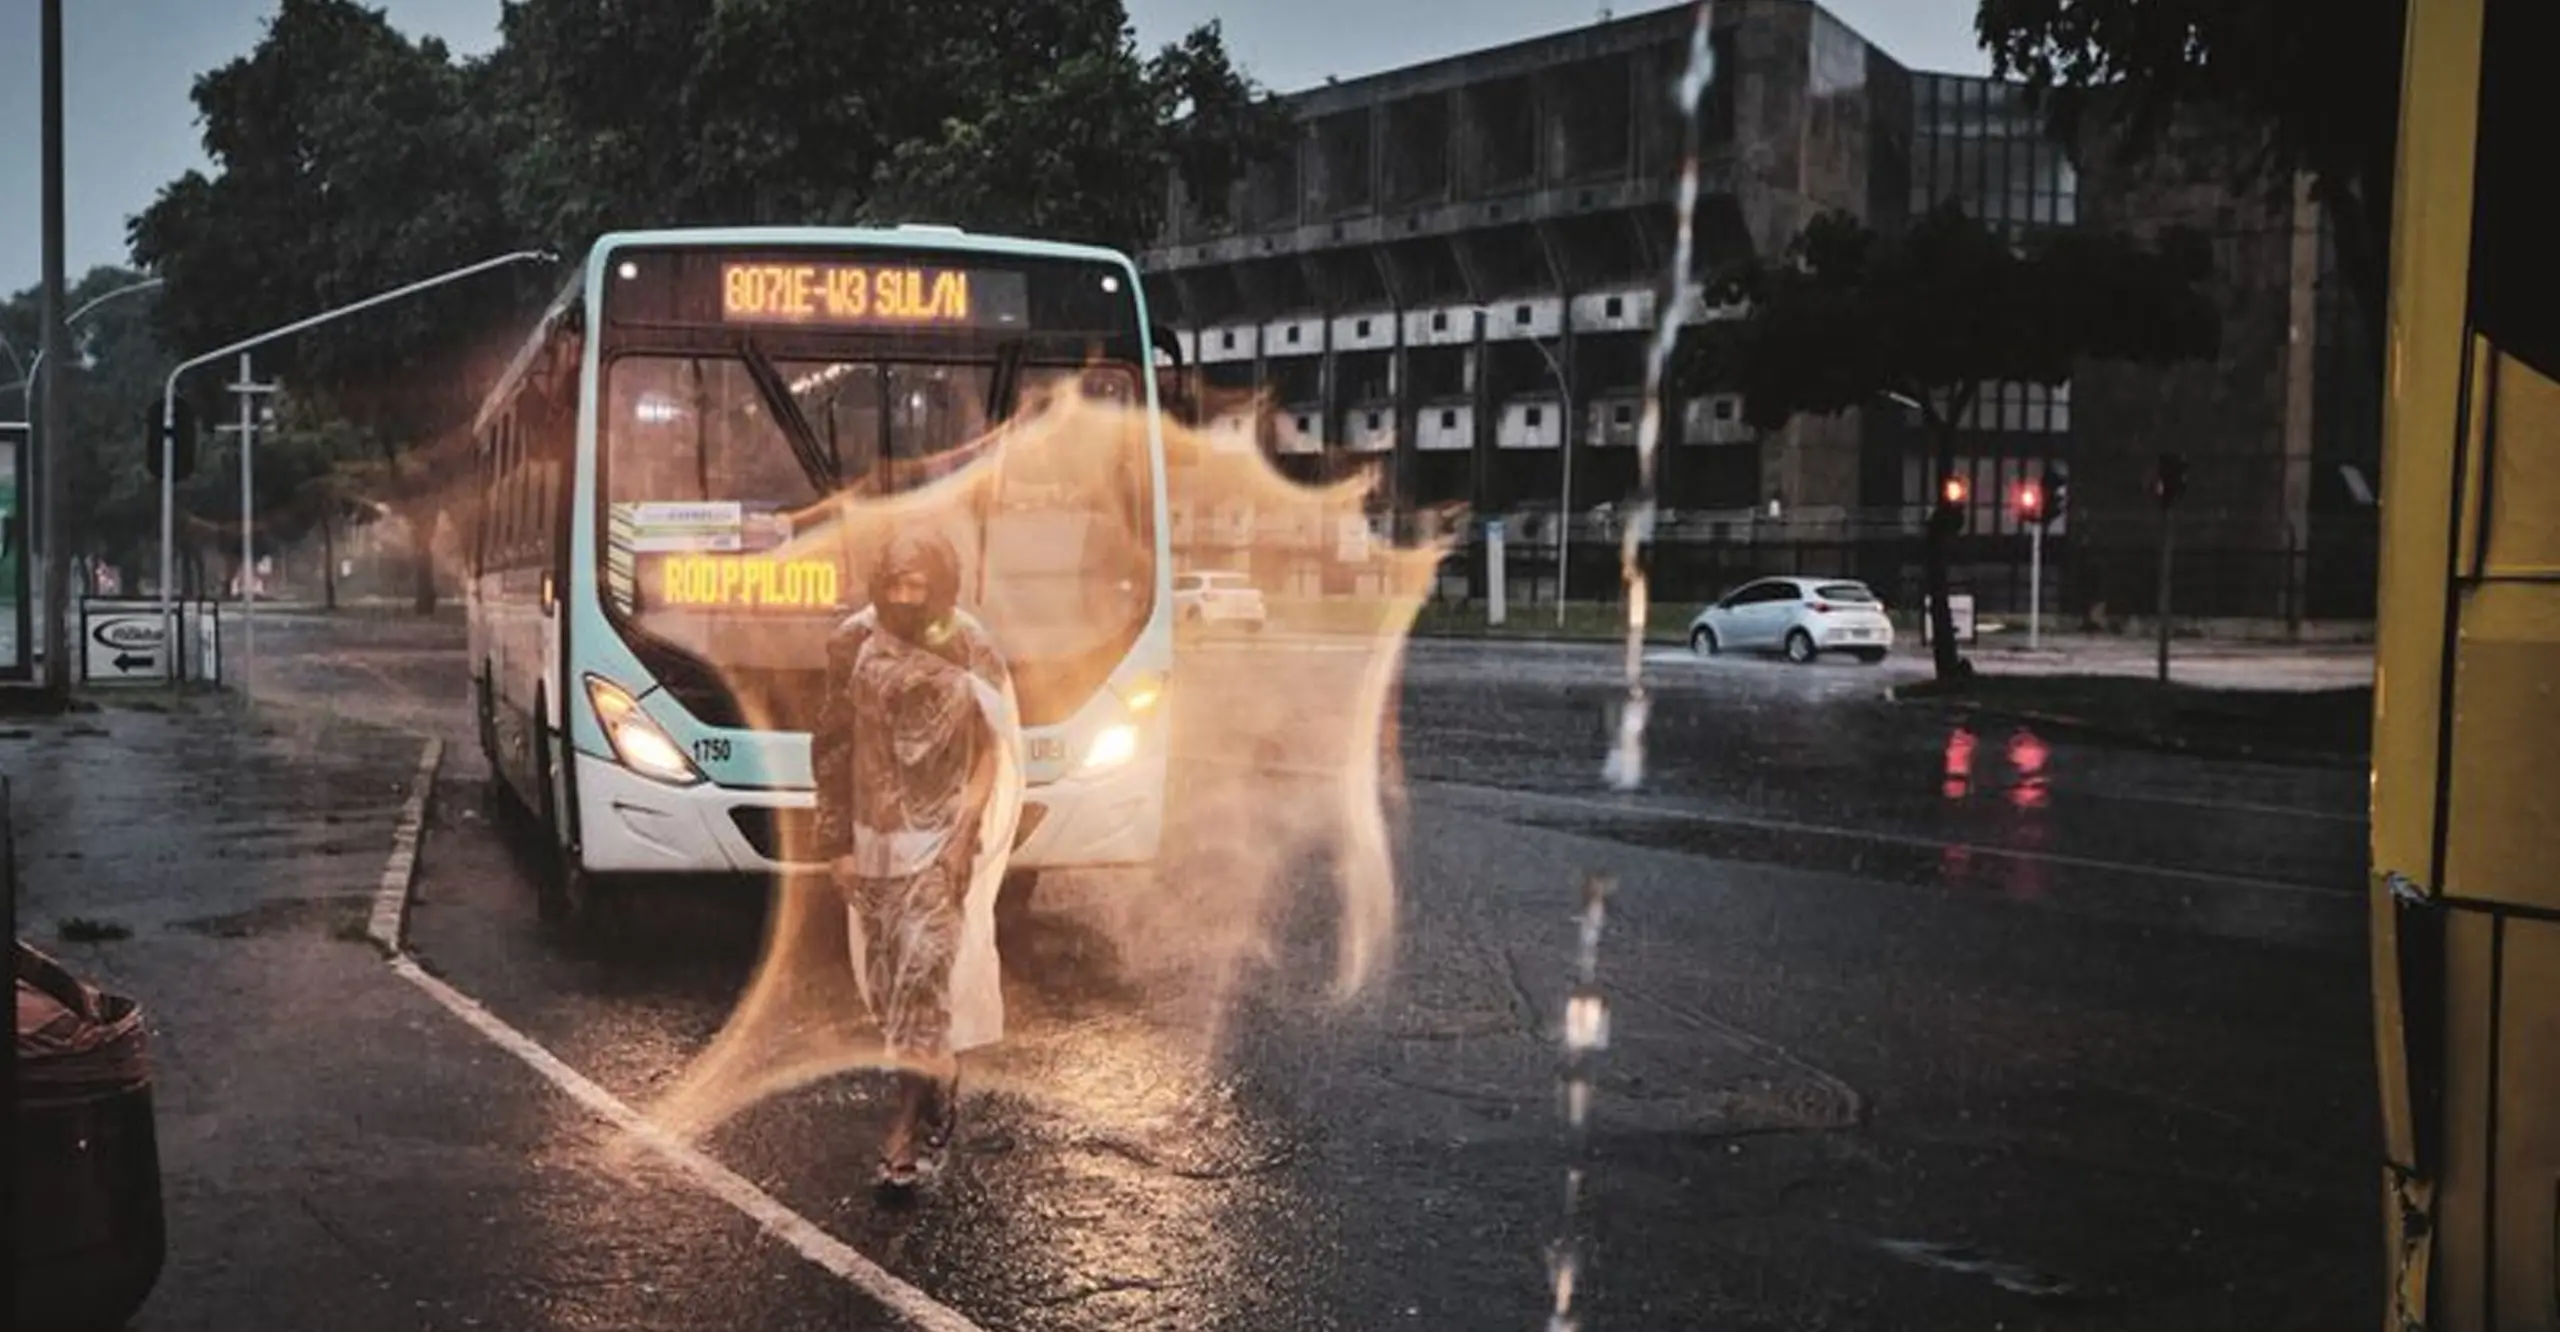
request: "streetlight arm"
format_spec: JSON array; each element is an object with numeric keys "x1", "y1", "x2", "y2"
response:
[
  {"x1": 5, "y1": 277, "x2": 166, "y2": 401},
  {"x1": 67, "y1": 276, "x2": 165, "y2": 327},
  {"x1": 154, "y1": 246, "x2": 558, "y2": 684},
  {"x1": 158, "y1": 250, "x2": 555, "y2": 411}
]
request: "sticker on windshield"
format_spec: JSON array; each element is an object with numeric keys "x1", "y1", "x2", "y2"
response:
[{"x1": 626, "y1": 500, "x2": 744, "y2": 552}]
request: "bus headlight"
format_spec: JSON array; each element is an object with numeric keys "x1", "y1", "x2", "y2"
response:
[
  {"x1": 585, "y1": 674, "x2": 701, "y2": 786},
  {"x1": 1114, "y1": 670, "x2": 1166, "y2": 716},
  {"x1": 1080, "y1": 723, "x2": 1141, "y2": 775}
]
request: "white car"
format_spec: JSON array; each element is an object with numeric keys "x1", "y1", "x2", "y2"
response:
[
  {"x1": 1172, "y1": 570, "x2": 1267, "y2": 631},
  {"x1": 1689, "y1": 576, "x2": 1894, "y2": 664}
]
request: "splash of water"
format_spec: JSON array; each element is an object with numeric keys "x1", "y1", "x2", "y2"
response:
[
  {"x1": 1606, "y1": 0, "x2": 1718, "y2": 793},
  {"x1": 1554, "y1": 10, "x2": 1716, "y2": 1327},
  {"x1": 1545, "y1": 874, "x2": 1614, "y2": 1332},
  {"x1": 616, "y1": 383, "x2": 1448, "y2": 1148}
]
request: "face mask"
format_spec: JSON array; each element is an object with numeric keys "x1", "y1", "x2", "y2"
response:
[{"x1": 877, "y1": 599, "x2": 935, "y2": 643}]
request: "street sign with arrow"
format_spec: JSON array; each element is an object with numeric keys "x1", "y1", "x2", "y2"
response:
[{"x1": 82, "y1": 607, "x2": 165, "y2": 682}]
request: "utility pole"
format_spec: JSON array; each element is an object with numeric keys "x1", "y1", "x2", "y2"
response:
[
  {"x1": 37, "y1": 0, "x2": 71, "y2": 694},
  {"x1": 2014, "y1": 476, "x2": 2047, "y2": 651},
  {"x1": 1541, "y1": 336, "x2": 1572, "y2": 628},
  {"x1": 2152, "y1": 451, "x2": 2188, "y2": 683},
  {"x1": 214, "y1": 355, "x2": 281, "y2": 686}
]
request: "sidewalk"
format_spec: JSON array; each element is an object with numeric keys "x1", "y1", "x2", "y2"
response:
[
  {"x1": 3, "y1": 693, "x2": 889, "y2": 1331},
  {"x1": 1960, "y1": 631, "x2": 2375, "y2": 692}
]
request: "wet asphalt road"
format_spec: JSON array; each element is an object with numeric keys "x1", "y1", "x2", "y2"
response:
[{"x1": 224, "y1": 610, "x2": 2379, "y2": 1331}]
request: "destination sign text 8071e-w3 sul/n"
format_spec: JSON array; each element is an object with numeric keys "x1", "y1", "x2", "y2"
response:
[{"x1": 720, "y1": 263, "x2": 1000, "y2": 327}]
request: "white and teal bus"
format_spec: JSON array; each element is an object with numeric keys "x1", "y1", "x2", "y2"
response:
[{"x1": 467, "y1": 226, "x2": 1175, "y2": 924}]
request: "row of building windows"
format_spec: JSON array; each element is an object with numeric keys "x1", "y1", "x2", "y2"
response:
[
  {"x1": 1911, "y1": 74, "x2": 2079, "y2": 229},
  {"x1": 1957, "y1": 379, "x2": 2073, "y2": 434},
  {"x1": 1218, "y1": 296, "x2": 1633, "y2": 354}
]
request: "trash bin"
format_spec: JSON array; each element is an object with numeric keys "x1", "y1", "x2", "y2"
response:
[{"x1": 14, "y1": 939, "x2": 166, "y2": 1330}]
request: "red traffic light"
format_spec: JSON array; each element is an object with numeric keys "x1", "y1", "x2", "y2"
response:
[{"x1": 2015, "y1": 480, "x2": 2044, "y2": 518}]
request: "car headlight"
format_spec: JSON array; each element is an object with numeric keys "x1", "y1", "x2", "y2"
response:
[
  {"x1": 585, "y1": 674, "x2": 701, "y2": 786},
  {"x1": 1079, "y1": 723, "x2": 1141, "y2": 774}
]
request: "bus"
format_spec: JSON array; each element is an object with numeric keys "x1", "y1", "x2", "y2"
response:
[
  {"x1": 2367, "y1": 0, "x2": 2556, "y2": 1327},
  {"x1": 467, "y1": 226, "x2": 1177, "y2": 926}
]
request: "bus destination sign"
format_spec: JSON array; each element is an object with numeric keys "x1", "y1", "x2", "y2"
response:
[
  {"x1": 654, "y1": 554, "x2": 841, "y2": 611},
  {"x1": 719, "y1": 262, "x2": 1025, "y2": 329}
]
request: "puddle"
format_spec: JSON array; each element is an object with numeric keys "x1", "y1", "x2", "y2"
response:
[{"x1": 171, "y1": 893, "x2": 377, "y2": 941}]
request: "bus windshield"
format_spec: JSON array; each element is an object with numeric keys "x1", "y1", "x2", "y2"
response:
[{"x1": 599, "y1": 350, "x2": 1155, "y2": 687}]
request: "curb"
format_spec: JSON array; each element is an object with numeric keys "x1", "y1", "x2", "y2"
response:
[{"x1": 365, "y1": 737, "x2": 445, "y2": 957}]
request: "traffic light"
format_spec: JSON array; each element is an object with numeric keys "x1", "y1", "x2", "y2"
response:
[
  {"x1": 1932, "y1": 471, "x2": 1970, "y2": 534},
  {"x1": 2152, "y1": 451, "x2": 2189, "y2": 508},
  {"x1": 142, "y1": 398, "x2": 198, "y2": 482},
  {"x1": 2015, "y1": 477, "x2": 2045, "y2": 524}
]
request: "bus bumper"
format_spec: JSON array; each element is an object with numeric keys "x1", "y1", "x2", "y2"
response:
[
  {"x1": 1010, "y1": 750, "x2": 1167, "y2": 871},
  {"x1": 569, "y1": 747, "x2": 1167, "y2": 877}
]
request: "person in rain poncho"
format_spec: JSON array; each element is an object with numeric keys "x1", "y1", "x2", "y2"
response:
[{"x1": 811, "y1": 530, "x2": 1024, "y2": 1191}]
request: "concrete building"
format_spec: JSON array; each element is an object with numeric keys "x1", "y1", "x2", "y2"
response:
[{"x1": 1139, "y1": 0, "x2": 2379, "y2": 626}]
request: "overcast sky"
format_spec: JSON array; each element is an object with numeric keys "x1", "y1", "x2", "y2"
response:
[{"x1": 0, "y1": 0, "x2": 1990, "y2": 298}]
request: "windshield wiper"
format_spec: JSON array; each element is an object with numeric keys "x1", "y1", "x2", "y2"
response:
[
  {"x1": 985, "y1": 338, "x2": 1027, "y2": 426},
  {"x1": 733, "y1": 334, "x2": 837, "y2": 494}
]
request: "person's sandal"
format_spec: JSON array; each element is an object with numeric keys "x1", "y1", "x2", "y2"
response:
[
  {"x1": 914, "y1": 1078, "x2": 959, "y2": 1180},
  {"x1": 874, "y1": 1110, "x2": 922, "y2": 1193},
  {"x1": 874, "y1": 1154, "x2": 922, "y2": 1192}
]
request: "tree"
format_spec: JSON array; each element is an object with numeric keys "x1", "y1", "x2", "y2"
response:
[
  {"x1": 2, "y1": 266, "x2": 178, "y2": 585},
  {"x1": 490, "y1": 0, "x2": 1282, "y2": 257},
  {"x1": 1975, "y1": 0, "x2": 2403, "y2": 339},
  {"x1": 1696, "y1": 204, "x2": 2219, "y2": 679},
  {"x1": 129, "y1": 0, "x2": 539, "y2": 613}
]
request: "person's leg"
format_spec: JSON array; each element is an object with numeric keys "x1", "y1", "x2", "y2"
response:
[{"x1": 863, "y1": 867, "x2": 965, "y2": 1190}]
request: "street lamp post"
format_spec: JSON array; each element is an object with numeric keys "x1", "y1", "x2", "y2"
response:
[
  {"x1": 1469, "y1": 306, "x2": 1572, "y2": 627},
  {"x1": 155, "y1": 248, "x2": 556, "y2": 683},
  {"x1": 37, "y1": 0, "x2": 69, "y2": 692},
  {"x1": 9, "y1": 277, "x2": 167, "y2": 653}
]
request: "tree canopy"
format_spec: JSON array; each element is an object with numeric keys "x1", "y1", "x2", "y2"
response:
[
  {"x1": 1974, "y1": 0, "x2": 2404, "y2": 330},
  {"x1": 2, "y1": 265, "x2": 180, "y2": 574},
  {"x1": 1694, "y1": 203, "x2": 2220, "y2": 676}
]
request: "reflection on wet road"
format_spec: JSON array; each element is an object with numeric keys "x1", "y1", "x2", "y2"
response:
[
  {"x1": 1393, "y1": 639, "x2": 2366, "y2": 909},
  {"x1": 235, "y1": 612, "x2": 2377, "y2": 1329}
]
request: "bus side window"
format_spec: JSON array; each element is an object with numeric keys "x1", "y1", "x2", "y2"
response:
[
  {"x1": 499, "y1": 414, "x2": 522, "y2": 570},
  {"x1": 471, "y1": 431, "x2": 494, "y2": 578}
]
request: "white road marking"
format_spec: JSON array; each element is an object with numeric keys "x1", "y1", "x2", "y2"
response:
[{"x1": 368, "y1": 737, "x2": 991, "y2": 1332}]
